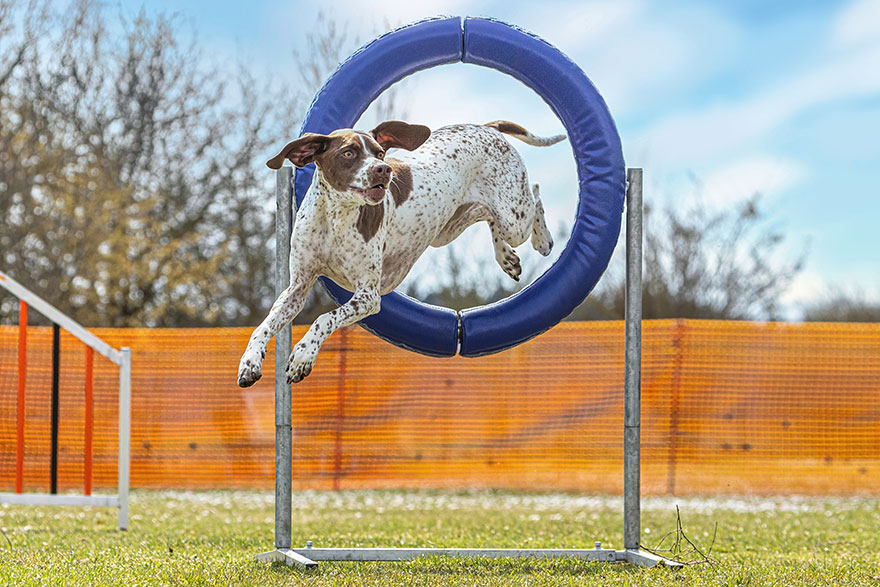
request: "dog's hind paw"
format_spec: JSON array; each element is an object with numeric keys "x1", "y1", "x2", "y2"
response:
[
  {"x1": 495, "y1": 243, "x2": 522, "y2": 281},
  {"x1": 532, "y1": 234, "x2": 553, "y2": 257},
  {"x1": 530, "y1": 184, "x2": 553, "y2": 256}
]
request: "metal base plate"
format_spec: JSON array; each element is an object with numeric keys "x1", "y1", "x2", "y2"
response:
[
  {"x1": 255, "y1": 548, "x2": 318, "y2": 569},
  {"x1": 256, "y1": 546, "x2": 682, "y2": 569}
]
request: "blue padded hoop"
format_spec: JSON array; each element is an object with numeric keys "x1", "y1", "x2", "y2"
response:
[{"x1": 294, "y1": 17, "x2": 624, "y2": 358}]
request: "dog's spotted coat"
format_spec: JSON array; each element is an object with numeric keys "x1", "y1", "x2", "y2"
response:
[{"x1": 238, "y1": 120, "x2": 564, "y2": 386}]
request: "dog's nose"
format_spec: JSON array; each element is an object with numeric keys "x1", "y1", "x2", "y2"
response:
[{"x1": 372, "y1": 163, "x2": 392, "y2": 183}]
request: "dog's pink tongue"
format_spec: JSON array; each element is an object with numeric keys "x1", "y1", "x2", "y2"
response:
[{"x1": 365, "y1": 187, "x2": 385, "y2": 201}]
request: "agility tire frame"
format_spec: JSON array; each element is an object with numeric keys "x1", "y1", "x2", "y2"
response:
[
  {"x1": 293, "y1": 17, "x2": 625, "y2": 357},
  {"x1": 262, "y1": 165, "x2": 680, "y2": 569}
]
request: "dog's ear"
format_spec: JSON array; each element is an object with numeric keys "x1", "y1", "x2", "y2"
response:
[
  {"x1": 267, "y1": 133, "x2": 331, "y2": 169},
  {"x1": 371, "y1": 121, "x2": 431, "y2": 151}
]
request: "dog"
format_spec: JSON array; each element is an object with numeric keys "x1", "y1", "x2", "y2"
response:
[{"x1": 238, "y1": 120, "x2": 564, "y2": 386}]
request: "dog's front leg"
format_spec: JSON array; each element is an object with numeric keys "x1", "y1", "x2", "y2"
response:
[
  {"x1": 287, "y1": 288, "x2": 381, "y2": 383},
  {"x1": 238, "y1": 275, "x2": 314, "y2": 388}
]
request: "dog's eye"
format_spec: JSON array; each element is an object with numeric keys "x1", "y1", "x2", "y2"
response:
[
  {"x1": 341, "y1": 150, "x2": 355, "y2": 159},
  {"x1": 377, "y1": 151, "x2": 385, "y2": 160}
]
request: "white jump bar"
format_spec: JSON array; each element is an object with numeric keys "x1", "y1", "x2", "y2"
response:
[{"x1": 0, "y1": 492, "x2": 121, "y2": 508}]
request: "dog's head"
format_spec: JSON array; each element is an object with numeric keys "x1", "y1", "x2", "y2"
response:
[{"x1": 267, "y1": 121, "x2": 430, "y2": 205}]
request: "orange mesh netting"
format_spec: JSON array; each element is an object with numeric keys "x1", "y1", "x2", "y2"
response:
[{"x1": 1, "y1": 320, "x2": 878, "y2": 495}]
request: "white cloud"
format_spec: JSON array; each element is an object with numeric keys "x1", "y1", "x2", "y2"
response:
[
  {"x1": 830, "y1": 0, "x2": 880, "y2": 50},
  {"x1": 778, "y1": 271, "x2": 828, "y2": 320},
  {"x1": 357, "y1": 63, "x2": 564, "y2": 131},
  {"x1": 288, "y1": 1, "x2": 739, "y2": 121},
  {"x1": 699, "y1": 156, "x2": 808, "y2": 206},
  {"x1": 306, "y1": 0, "x2": 488, "y2": 34},
  {"x1": 630, "y1": 39, "x2": 880, "y2": 169},
  {"x1": 574, "y1": 4, "x2": 740, "y2": 117},
  {"x1": 506, "y1": 2, "x2": 741, "y2": 118},
  {"x1": 523, "y1": 0, "x2": 643, "y2": 52}
]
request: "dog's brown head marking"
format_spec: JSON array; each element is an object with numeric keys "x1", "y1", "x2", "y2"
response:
[
  {"x1": 269, "y1": 123, "x2": 429, "y2": 205},
  {"x1": 268, "y1": 130, "x2": 388, "y2": 198},
  {"x1": 316, "y1": 130, "x2": 381, "y2": 194}
]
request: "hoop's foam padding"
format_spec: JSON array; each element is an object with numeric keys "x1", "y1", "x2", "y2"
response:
[
  {"x1": 458, "y1": 19, "x2": 625, "y2": 356},
  {"x1": 292, "y1": 17, "x2": 624, "y2": 357}
]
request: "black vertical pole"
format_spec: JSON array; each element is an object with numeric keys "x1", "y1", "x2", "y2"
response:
[{"x1": 50, "y1": 323, "x2": 60, "y2": 495}]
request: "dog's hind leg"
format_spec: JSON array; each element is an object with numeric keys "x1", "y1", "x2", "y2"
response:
[
  {"x1": 433, "y1": 199, "x2": 523, "y2": 281},
  {"x1": 480, "y1": 180, "x2": 534, "y2": 281},
  {"x1": 431, "y1": 203, "x2": 491, "y2": 247},
  {"x1": 238, "y1": 274, "x2": 314, "y2": 388},
  {"x1": 530, "y1": 184, "x2": 554, "y2": 256},
  {"x1": 489, "y1": 218, "x2": 523, "y2": 281}
]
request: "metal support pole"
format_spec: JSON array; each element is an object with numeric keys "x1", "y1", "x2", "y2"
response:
[
  {"x1": 118, "y1": 347, "x2": 131, "y2": 531},
  {"x1": 274, "y1": 166, "x2": 294, "y2": 550},
  {"x1": 620, "y1": 172, "x2": 680, "y2": 567},
  {"x1": 624, "y1": 168, "x2": 643, "y2": 552},
  {"x1": 256, "y1": 166, "x2": 313, "y2": 569}
]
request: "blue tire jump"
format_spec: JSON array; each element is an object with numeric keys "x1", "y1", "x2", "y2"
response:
[{"x1": 294, "y1": 17, "x2": 624, "y2": 357}]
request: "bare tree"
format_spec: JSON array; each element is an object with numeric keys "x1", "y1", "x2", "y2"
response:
[
  {"x1": 804, "y1": 290, "x2": 880, "y2": 322},
  {"x1": 1, "y1": 1, "x2": 295, "y2": 326},
  {"x1": 570, "y1": 196, "x2": 807, "y2": 320},
  {"x1": 395, "y1": 194, "x2": 806, "y2": 322},
  {"x1": 293, "y1": 11, "x2": 405, "y2": 124},
  {"x1": 1, "y1": 5, "x2": 410, "y2": 327}
]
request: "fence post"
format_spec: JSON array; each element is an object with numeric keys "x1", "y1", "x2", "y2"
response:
[
  {"x1": 84, "y1": 347, "x2": 94, "y2": 496},
  {"x1": 666, "y1": 320, "x2": 686, "y2": 495},
  {"x1": 333, "y1": 328, "x2": 347, "y2": 491},
  {"x1": 16, "y1": 301, "x2": 27, "y2": 494},
  {"x1": 50, "y1": 323, "x2": 60, "y2": 495}
]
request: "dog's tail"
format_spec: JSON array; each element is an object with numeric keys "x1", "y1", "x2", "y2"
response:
[{"x1": 485, "y1": 120, "x2": 566, "y2": 147}]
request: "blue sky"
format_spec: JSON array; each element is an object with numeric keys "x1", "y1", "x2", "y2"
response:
[{"x1": 120, "y1": 0, "x2": 880, "y2": 316}]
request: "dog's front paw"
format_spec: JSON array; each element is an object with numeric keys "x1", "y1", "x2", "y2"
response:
[
  {"x1": 238, "y1": 352, "x2": 263, "y2": 388},
  {"x1": 287, "y1": 342, "x2": 318, "y2": 384}
]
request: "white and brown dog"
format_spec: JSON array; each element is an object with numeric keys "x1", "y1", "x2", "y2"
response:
[{"x1": 238, "y1": 120, "x2": 564, "y2": 386}]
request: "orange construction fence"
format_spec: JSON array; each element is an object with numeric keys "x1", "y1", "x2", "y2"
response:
[{"x1": 0, "y1": 320, "x2": 878, "y2": 495}]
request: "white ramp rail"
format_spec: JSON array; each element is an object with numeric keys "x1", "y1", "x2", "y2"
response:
[{"x1": 0, "y1": 270, "x2": 130, "y2": 530}]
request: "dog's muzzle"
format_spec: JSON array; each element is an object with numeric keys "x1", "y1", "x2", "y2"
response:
[{"x1": 357, "y1": 185, "x2": 386, "y2": 204}]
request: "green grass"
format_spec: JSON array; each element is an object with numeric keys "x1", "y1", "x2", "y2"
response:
[{"x1": 1, "y1": 490, "x2": 878, "y2": 586}]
